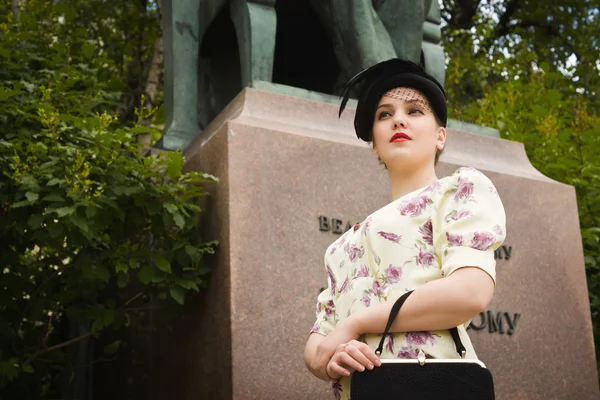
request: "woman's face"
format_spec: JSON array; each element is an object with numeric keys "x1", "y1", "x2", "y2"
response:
[{"x1": 372, "y1": 87, "x2": 445, "y2": 170}]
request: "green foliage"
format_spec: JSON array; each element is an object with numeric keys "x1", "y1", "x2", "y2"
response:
[
  {"x1": 442, "y1": 0, "x2": 600, "y2": 375},
  {"x1": 0, "y1": 1, "x2": 216, "y2": 398}
]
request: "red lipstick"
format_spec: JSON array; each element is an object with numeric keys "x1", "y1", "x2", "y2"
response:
[{"x1": 390, "y1": 132, "x2": 411, "y2": 143}]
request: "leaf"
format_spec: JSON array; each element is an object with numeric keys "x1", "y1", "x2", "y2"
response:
[
  {"x1": 70, "y1": 216, "x2": 89, "y2": 233},
  {"x1": 21, "y1": 363, "x2": 34, "y2": 373},
  {"x1": 11, "y1": 200, "x2": 31, "y2": 208},
  {"x1": 163, "y1": 203, "x2": 178, "y2": 214},
  {"x1": 47, "y1": 178, "x2": 64, "y2": 186},
  {"x1": 138, "y1": 265, "x2": 155, "y2": 285},
  {"x1": 166, "y1": 152, "x2": 184, "y2": 182},
  {"x1": 155, "y1": 256, "x2": 171, "y2": 273},
  {"x1": 95, "y1": 266, "x2": 110, "y2": 283},
  {"x1": 198, "y1": 267, "x2": 211, "y2": 275},
  {"x1": 86, "y1": 206, "x2": 97, "y2": 218},
  {"x1": 0, "y1": 87, "x2": 22, "y2": 101},
  {"x1": 25, "y1": 191, "x2": 39, "y2": 203},
  {"x1": 170, "y1": 286, "x2": 185, "y2": 305},
  {"x1": 54, "y1": 207, "x2": 75, "y2": 217},
  {"x1": 116, "y1": 262, "x2": 128, "y2": 273},
  {"x1": 177, "y1": 279, "x2": 199, "y2": 291},
  {"x1": 117, "y1": 272, "x2": 129, "y2": 288},
  {"x1": 91, "y1": 318, "x2": 104, "y2": 333},
  {"x1": 42, "y1": 193, "x2": 65, "y2": 202},
  {"x1": 173, "y1": 213, "x2": 185, "y2": 229},
  {"x1": 103, "y1": 309, "x2": 116, "y2": 326},
  {"x1": 28, "y1": 214, "x2": 44, "y2": 229},
  {"x1": 81, "y1": 42, "x2": 96, "y2": 59},
  {"x1": 104, "y1": 340, "x2": 122, "y2": 355}
]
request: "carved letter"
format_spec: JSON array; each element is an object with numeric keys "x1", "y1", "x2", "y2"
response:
[
  {"x1": 504, "y1": 312, "x2": 520, "y2": 335},
  {"x1": 332, "y1": 219, "x2": 343, "y2": 234},
  {"x1": 468, "y1": 312, "x2": 486, "y2": 331},
  {"x1": 503, "y1": 246, "x2": 512, "y2": 261},
  {"x1": 319, "y1": 216, "x2": 330, "y2": 231},
  {"x1": 494, "y1": 248, "x2": 503, "y2": 260},
  {"x1": 345, "y1": 221, "x2": 353, "y2": 232},
  {"x1": 487, "y1": 310, "x2": 504, "y2": 334}
]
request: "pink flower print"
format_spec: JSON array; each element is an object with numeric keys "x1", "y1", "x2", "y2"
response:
[
  {"x1": 458, "y1": 166, "x2": 478, "y2": 174},
  {"x1": 397, "y1": 346, "x2": 420, "y2": 359},
  {"x1": 377, "y1": 231, "x2": 402, "y2": 244},
  {"x1": 324, "y1": 300, "x2": 335, "y2": 317},
  {"x1": 310, "y1": 322, "x2": 320, "y2": 334},
  {"x1": 347, "y1": 245, "x2": 361, "y2": 261},
  {"x1": 489, "y1": 186, "x2": 498, "y2": 195},
  {"x1": 356, "y1": 264, "x2": 370, "y2": 278},
  {"x1": 369, "y1": 280, "x2": 387, "y2": 298},
  {"x1": 416, "y1": 248, "x2": 435, "y2": 268},
  {"x1": 361, "y1": 294, "x2": 371, "y2": 307},
  {"x1": 329, "y1": 246, "x2": 337, "y2": 255},
  {"x1": 406, "y1": 331, "x2": 437, "y2": 346},
  {"x1": 446, "y1": 210, "x2": 472, "y2": 222},
  {"x1": 471, "y1": 231, "x2": 496, "y2": 251},
  {"x1": 361, "y1": 218, "x2": 371, "y2": 236},
  {"x1": 454, "y1": 176, "x2": 474, "y2": 202},
  {"x1": 446, "y1": 231, "x2": 463, "y2": 247},
  {"x1": 326, "y1": 264, "x2": 336, "y2": 295},
  {"x1": 423, "y1": 180, "x2": 441, "y2": 193},
  {"x1": 418, "y1": 218, "x2": 433, "y2": 245},
  {"x1": 332, "y1": 381, "x2": 343, "y2": 400},
  {"x1": 493, "y1": 224, "x2": 503, "y2": 236},
  {"x1": 384, "y1": 264, "x2": 402, "y2": 284},
  {"x1": 399, "y1": 195, "x2": 430, "y2": 217},
  {"x1": 339, "y1": 278, "x2": 350, "y2": 294},
  {"x1": 386, "y1": 335, "x2": 395, "y2": 354}
]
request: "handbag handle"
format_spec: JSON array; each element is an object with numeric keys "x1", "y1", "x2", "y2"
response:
[{"x1": 374, "y1": 290, "x2": 467, "y2": 359}]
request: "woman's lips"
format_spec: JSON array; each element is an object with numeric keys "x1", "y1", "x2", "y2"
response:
[{"x1": 390, "y1": 132, "x2": 411, "y2": 142}]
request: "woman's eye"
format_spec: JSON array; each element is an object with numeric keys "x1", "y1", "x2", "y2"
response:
[
  {"x1": 377, "y1": 111, "x2": 391, "y2": 120},
  {"x1": 409, "y1": 107, "x2": 424, "y2": 115}
]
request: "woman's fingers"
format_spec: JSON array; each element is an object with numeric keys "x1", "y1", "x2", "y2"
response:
[{"x1": 348, "y1": 340, "x2": 382, "y2": 367}]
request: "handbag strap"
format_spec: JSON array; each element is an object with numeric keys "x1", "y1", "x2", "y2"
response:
[{"x1": 374, "y1": 290, "x2": 467, "y2": 358}]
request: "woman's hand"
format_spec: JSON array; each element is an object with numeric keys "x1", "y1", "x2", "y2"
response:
[
  {"x1": 326, "y1": 339, "x2": 382, "y2": 380},
  {"x1": 307, "y1": 318, "x2": 380, "y2": 381}
]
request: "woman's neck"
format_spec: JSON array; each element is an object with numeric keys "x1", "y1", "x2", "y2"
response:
[{"x1": 388, "y1": 164, "x2": 438, "y2": 201}]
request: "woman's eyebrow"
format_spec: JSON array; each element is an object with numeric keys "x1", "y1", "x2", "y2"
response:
[{"x1": 376, "y1": 103, "x2": 393, "y2": 110}]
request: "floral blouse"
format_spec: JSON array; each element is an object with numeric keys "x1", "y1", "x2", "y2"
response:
[{"x1": 311, "y1": 167, "x2": 506, "y2": 400}]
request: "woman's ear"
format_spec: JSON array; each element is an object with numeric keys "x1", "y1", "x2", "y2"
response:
[{"x1": 436, "y1": 126, "x2": 447, "y2": 150}]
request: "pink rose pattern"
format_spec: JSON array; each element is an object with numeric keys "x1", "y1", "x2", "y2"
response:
[
  {"x1": 386, "y1": 335, "x2": 395, "y2": 354},
  {"x1": 377, "y1": 231, "x2": 402, "y2": 243},
  {"x1": 326, "y1": 264, "x2": 336, "y2": 295},
  {"x1": 418, "y1": 218, "x2": 433, "y2": 245},
  {"x1": 356, "y1": 264, "x2": 370, "y2": 278},
  {"x1": 398, "y1": 195, "x2": 431, "y2": 217},
  {"x1": 454, "y1": 176, "x2": 474, "y2": 202},
  {"x1": 471, "y1": 231, "x2": 496, "y2": 251},
  {"x1": 406, "y1": 331, "x2": 437, "y2": 346},
  {"x1": 446, "y1": 231, "x2": 463, "y2": 247},
  {"x1": 339, "y1": 278, "x2": 350, "y2": 294},
  {"x1": 384, "y1": 264, "x2": 402, "y2": 283},
  {"x1": 347, "y1": 245, "x2": 361, "y2": 261},
  {"x1": 416, "y1": 247, "x2": 435, "y2": 268},
  {"x1": 493, "y1": 224, "x2": 503, "y2": 235},
  {"x1": 332, "y1": 381, "x2": 342, "y2": 400},
  {"x1": 445, "y1": 210, "x2": 472, "y2": 222},
  {"x1": 398, "y1": 346, "x2": 420, "y2": 359}
]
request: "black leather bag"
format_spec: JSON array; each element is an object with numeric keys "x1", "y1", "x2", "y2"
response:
[{"x1": 350, "y1": 291, "x2": 495, "y2": 400}]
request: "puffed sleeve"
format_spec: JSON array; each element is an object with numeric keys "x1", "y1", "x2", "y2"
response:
[
  {"x1": 433, "y1": 168, "x2": 506, "y2": 286},
  {"x1": 310, "y1": 262, "x2": 338, "y2": 336}
]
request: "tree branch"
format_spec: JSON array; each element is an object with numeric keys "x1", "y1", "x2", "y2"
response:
[{"x1": 26, "y1": 332, "x2": 95, "y2": 363}]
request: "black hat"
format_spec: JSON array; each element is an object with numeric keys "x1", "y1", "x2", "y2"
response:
[{"x1": 339, "y1": 59, "x2": 447, "y2": 142}]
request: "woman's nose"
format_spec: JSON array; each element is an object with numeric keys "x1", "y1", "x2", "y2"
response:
[{"x1": 393, "y1": 113, "x2": 407, "y2": 129}]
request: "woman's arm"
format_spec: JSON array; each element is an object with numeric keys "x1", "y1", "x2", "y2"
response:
[{"x1": 346, "y1": 267, "x2": 494, "y2": 335}]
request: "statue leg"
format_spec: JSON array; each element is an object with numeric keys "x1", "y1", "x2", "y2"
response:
[
  {"x1": 161, "y1": 0, "x2": 203, "y2": 150},
  {"x1": 229, "y1": 0, "x2": 277, "y2": 88},
  {"x1": 421, "y1": 0, "x2": 446, "y2": 86},
  {"x1": 374, "y1": 0, "x2": 428, "y2": 63},
  {"x1": 310, "y1": 0, "x2": 396, "y2": 82}
]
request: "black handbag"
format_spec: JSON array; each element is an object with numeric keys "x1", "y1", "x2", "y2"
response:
[{"x1": 350, "y1": 290, "x2": 495, "y2": 400}]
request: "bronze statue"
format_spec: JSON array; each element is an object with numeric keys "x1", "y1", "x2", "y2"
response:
[{"x1": 160, "y1": 0, "x2": 445, "y2": 150}]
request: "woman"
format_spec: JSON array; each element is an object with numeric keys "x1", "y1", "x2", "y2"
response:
[{"x1": 303, "y1": 59, "x2": 506, "y2": 399}]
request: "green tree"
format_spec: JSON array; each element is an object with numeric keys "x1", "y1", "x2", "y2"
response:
[{"x1": 0, "y1": 1, "x2": 215, "y2": 398}]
